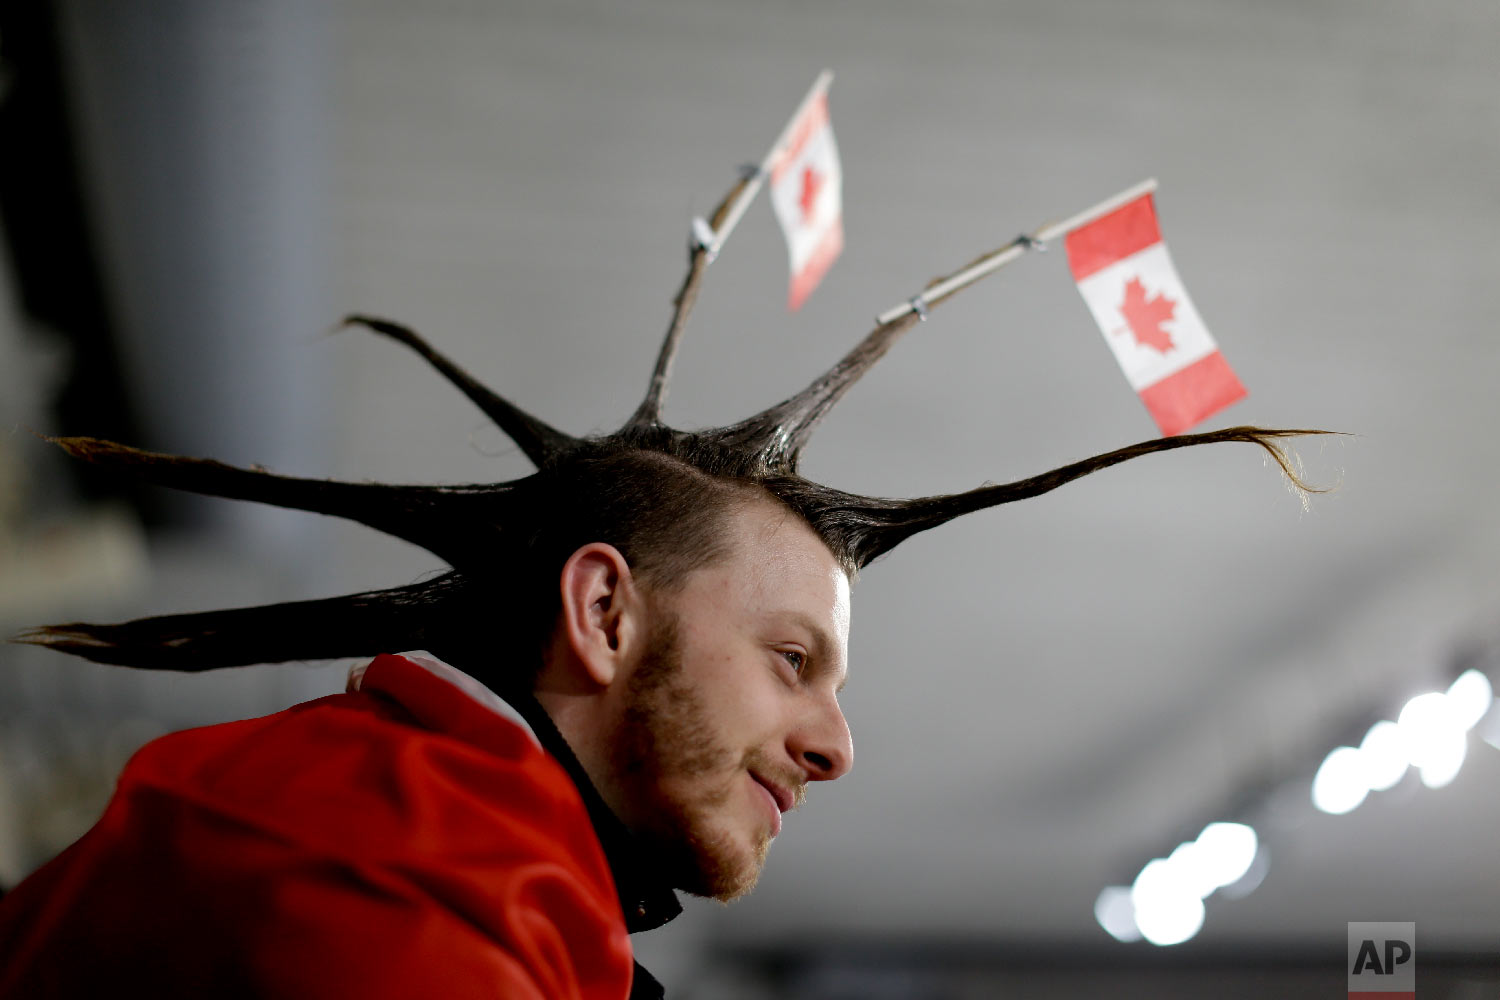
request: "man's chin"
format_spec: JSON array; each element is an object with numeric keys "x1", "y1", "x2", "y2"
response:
[
  {"x1": 692, "y1": 853, "x2": 765, "y2": 904},
  {"x1": 659, "y1": 826, "x2": 769, "y2": 902}
]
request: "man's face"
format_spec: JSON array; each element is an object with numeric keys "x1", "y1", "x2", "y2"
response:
[{"x1": 609, "y1": 499, "x2": 853, "y2": 901}]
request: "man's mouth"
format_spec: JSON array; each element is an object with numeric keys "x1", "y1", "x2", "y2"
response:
[{"x1": 750, "y1": 772, "x2": 794, "y2": 836}]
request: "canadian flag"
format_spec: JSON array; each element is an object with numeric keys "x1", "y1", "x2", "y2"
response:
[
  {"x1": 768, "y1": 91, "x2": 843, "y2": 311},
  {"x1": 1065, "y1": 193, "x2": 1246, "y2": 436}
]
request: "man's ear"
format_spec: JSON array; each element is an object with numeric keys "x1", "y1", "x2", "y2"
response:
[{"x1": 557, "y1": 542, "x2": 642, "y2": 688}]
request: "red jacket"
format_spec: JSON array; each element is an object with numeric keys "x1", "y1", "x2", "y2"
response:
[{"x1": 0, "y1": 653, "x2": 662, "y2": 999}]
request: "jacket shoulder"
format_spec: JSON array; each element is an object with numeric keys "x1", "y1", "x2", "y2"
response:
[{"x1": 0, "y1": 689, "x2": 635, "y2": 999}]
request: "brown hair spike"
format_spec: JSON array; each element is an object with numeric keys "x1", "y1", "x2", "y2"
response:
[
  {"x1": 15, "y1": 572, "x2": 477, "y2": 671},
  {"x1": 342, "y1": 314, "x2": 577, "y2": 467},
  {"x1": 772, "y1": 425, "x2": 1336, "y2": 569},
  {"x1": 712, "y1": 310, "x2": 926, "y2": 474},
  {"x1": 46, "y1": 435, "x2": 519, "y2": 569}
]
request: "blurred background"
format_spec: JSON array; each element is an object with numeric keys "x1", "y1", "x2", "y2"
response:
[{"x1": 1, "y1": 1, "x2": 1497, "y2": 996}]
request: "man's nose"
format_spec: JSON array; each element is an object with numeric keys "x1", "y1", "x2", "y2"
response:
[{"x1": 790, "y1": 694, "x2": 853, "y2": 781}]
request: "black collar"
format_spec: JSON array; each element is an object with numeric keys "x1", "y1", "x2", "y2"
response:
[{"x1": 505, "y1": 693, "x2": 683, "y2": 935}]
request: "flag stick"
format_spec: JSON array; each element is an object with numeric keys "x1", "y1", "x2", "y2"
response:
[
  {"x1": 874, "y1": 177, "x2": 1159, "y2": 325},
  {"x1": 631, "y1": 70, "x2": 837, "y2": 426},
  {"x1": 629, "y1": 179, "x2": 741, "y2": 426},
  {"x1": 706, "y1": 69, "x2": 835, "y2": 255}
]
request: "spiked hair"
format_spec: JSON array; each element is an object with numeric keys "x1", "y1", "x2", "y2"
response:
[{"x1": 17, "y1": 179, "x2": 1328, "y2": 687}]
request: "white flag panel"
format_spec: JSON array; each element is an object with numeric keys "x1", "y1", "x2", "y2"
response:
[
  {"x1": 768, "y1": 93, "x2": 843, "y2": 310},
  {"x1": 1075, "y1": 243, "x2": 1217, "y2": 392}
]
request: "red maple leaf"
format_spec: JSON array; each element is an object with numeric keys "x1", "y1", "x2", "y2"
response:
[
  {"x1": 1117, "y1": 276, "x2": 1177, "y2": 353},
  {"x1": 798, "y1": 165, "x2": 824, "y2": 223}
]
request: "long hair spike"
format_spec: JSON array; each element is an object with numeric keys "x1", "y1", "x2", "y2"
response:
[
  {"x1": 342, "y1": 315, "x2": 576, "y2": 466},
  {"x1": 714, "y1": 310, "x2": 926, "y2": 473},
  {"x1": 14, "y1": 573, "x2": 480, "y2": 671},
  {"x1": 46, "y1": 436, "x2": 520, "y2": 568},
  {"x1": 799, "y1": 426, "x2": 1338, "y2": 568}
]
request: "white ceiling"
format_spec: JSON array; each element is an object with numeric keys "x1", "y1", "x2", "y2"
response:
[{"x1": 35, "y1": 0, "x2": 1500, "y2": 966}]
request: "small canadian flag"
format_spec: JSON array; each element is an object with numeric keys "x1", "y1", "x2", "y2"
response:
[
  {"x1": 1065, "y1": 192, "x2": 1246, "y2": 436},
  {"x1": 768, "y1": 91, "x2": 843, "y2": 311}
]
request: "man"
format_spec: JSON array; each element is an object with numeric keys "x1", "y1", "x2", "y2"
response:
[
  {"x1": 0, "y1": 304, "x2": 1319, "y2": 997},
  {"x1": 0, "y1": 450, "x2": 852, "y2": 998}
]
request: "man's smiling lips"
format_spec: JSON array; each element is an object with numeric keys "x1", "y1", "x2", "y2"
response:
[{"x1": 750, "y1": 772, "x2": 795, "y2": 837}]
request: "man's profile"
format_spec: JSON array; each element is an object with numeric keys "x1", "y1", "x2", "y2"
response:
[{"x1": 543, "y1": 483, "x2": 850, "y2": 902}]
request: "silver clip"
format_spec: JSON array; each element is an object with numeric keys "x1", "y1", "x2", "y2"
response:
[
  {"x1": 690, "y1": 216, "x2": 718, "y2": 262},
  {"x1": 909, "y1": 295, "x2": 930, "y2": 321},
  {"x1": 738, "y1": 163, "x2": 767, "y2": 181},
  {"x1": 1016, "y1": 233, "x2": 1046, "y2": 252}
]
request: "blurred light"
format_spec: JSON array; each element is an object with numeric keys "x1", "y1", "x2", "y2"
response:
[
  {"x1": 1218, "y1": 842, "x2": 1270, "y2": 901},
  {"x1": 1165, "y1": 842, "x2": 1218, "y2": 900},
  {"x1": 1418, "y1": 729, "x2": 1467, "y2": 789},
  {"x1": 1397, "y1": 692, "x2": 1462, "y2": 767},
  {"x1": 1312, "y1": 746, "x2": 1368, "y2": 814},
  {"x1": 1131, "y1": 859, "x2": 1205, "y2": 946},
  {"x1": 1132, "y1": 858, "x2": 1188, "y2": 905},
  {"x1": 1358, "y1": 720, "x2": 1409, "y2": 791},
  {"x1": 1097, "y1": 672, "x2": 1496, "y2": 949},
  {"x1": 1133, "y1": 893, "x2": 1204, "y2": 946},
  {"x1": 1094, "y1": 886, "x2": 1141, "y2": 943},
  {"x1": 1446, "y1": 670, "x2": 1494, "y2": 730},
  {"x1": 1193, "y1": 822, "x2": 1258, "y2": 889}
]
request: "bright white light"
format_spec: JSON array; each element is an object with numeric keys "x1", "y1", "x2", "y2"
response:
[
  {"x1": 1358, "y1": 720, "x2": 1409, "y2": 791},
  {"x1": 1193, "y1": 822, "x2": 1258, "y2": 889},
  {"x1": 1164, "y1": 842, "x2": 1217, "y2": 899},
  {"x1": 1398, "y1": 692, "x2": 1463, "y2": 767},
  {"x1": 1094, "y1": 886, "x2": 1141, "y2": 943},
  {"x1": 1131, "y1": 859, "x2": 1206, "y2": 946},
  {"x1": 1311, "y1": 746, "x2": 1369, "y2": 814},
  {"x1": 1447, "y1": 670, "x2": 1494, "y2": 730},
  {"x1": 1418, "y1": 729, "x2": 1467, "y2": 789},
  {"x1": 1133, "y1": 892, "x2": 1205, "y2": 946},
  {"x1": 1132, "y1": 858, "x2": 1189, "y2": 906}
]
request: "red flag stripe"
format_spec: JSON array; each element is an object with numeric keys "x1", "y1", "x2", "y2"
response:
[
  {"x1": 1065, "y1": 194, "x2": 1163, "y2": 281},
  {"x1": 788, "y1": 216, "x2": 844, "y2": 311},
  {"x1": 1138, "y1": 349, "x2": 1247, "y2": 436}
]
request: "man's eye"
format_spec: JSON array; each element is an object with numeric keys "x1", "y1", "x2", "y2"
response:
[{"x1": 781, "y1": 650, "x2": 806, "y2": 673}]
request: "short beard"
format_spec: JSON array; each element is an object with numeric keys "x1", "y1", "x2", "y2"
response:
[{"x1": 612, "y1": 610, "x2": 769, "y2": 902}]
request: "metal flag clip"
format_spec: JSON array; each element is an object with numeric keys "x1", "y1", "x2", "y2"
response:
[
  {"x1": 738, "y1": 163, "x2": 767, "y2": 181},
  {"x1": 1016, "y1": 233, "x2": 1046, "y2": 252},
  {"x1": 908, "y1": 294, "x2": 930, "y2": 321},
  {"x1": 690, "y1": 216, "x2": 719, "y2": 262}
]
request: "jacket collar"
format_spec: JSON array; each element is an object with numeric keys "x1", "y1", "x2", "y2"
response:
[
  {"x1": 503, "y1": 690, "x2": 684, "y2": 935},
  {"x1": 350, "y1": 652, "x2": 682, "y2": 936}
]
